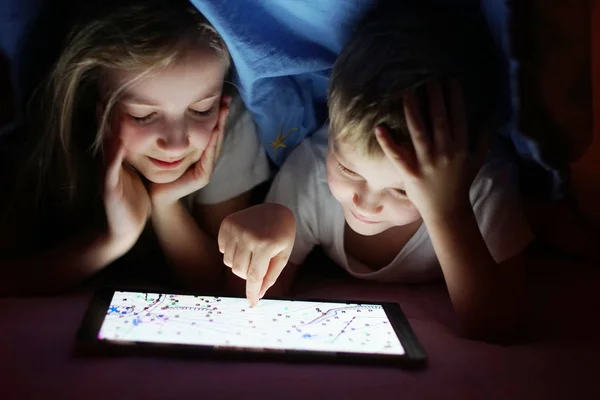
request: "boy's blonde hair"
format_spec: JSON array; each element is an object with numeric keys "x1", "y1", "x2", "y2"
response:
[
  {"x1": 9, "y1": 0, "x2": 230, "y2": 237},
  {"x1": 328, "y1": 3, "x2": 503, "y2": 158}
]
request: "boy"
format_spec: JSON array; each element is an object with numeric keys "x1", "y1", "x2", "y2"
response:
[{"x1": 217, "y1": 4, "x2": 534, "y2": 339}]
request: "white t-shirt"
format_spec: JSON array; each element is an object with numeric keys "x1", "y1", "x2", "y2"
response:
[
  {"x1": 265, "y1": 125, "x2": 534, "y2": 283},
  {"x1": 188, "y1": 94, "x2": 271, "y2": 206}
]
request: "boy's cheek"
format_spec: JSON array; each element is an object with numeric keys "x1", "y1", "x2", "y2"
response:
[
  {"x1": 388, "y1": 202, "x2": 422, "y2": 225},
  {"x1": 327, "y1": 175, "x2": 353, "y2": 205}
]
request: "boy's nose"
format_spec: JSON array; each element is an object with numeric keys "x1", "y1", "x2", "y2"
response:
[{"x1": 352, "y1": 191, "x2": 383, "y2": 215}]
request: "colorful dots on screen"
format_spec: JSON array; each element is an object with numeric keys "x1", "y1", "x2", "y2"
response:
[{"x1": 101, "y1": 295, "x2": 402, "y2": 355}]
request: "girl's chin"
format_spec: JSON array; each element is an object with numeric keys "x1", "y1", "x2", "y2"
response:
[{"x1": 142, "y1": 170, "x2": 186, "y2": 184}]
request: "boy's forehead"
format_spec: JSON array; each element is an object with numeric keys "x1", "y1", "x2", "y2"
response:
[
  {"x1": 329, "y1": 137, "x2": 406, "y2": 188},
  {"x1": 330, "y1": 136, "x2": 375, "y2": 166},
  {"x1": 329, "y1": 137, "x2": 352, "y2": 164}
]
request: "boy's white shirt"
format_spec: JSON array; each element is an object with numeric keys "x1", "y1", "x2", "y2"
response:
[
  {"x1": 187, "y1": 94, "x2": 271, "y2": 206},
  {"x1": 266, "y1": 124, "x2": 534, "y2": 283}
]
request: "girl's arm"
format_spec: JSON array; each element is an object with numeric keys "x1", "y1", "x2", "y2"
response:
[
  {"x1": 148, "y1": 101, "x2": 232, "y2": 290},
  {"x1": 151, "y1": 191, "x2": 252, "y2": 290},
  {"x1": 0, "y1": 229, "x2": 131, "y2": 296},
  {"x1": 2, "y1": 134, "x2": 151, "y2": 296}
]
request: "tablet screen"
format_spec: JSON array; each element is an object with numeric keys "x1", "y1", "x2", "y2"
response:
[{"x1": 97, "y1": 291, "x2": 405, "y2": 356}]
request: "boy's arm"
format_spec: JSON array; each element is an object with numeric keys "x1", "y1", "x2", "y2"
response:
[
  {"x1": 423, "y1": 206, "x2": 528, "y2": 340},
  {"x1": 376, "y1": 80, "x2": 530, "y2": 340},
  {"x1": 218, "y1": 137, "x2": 322, "y2": 304}
]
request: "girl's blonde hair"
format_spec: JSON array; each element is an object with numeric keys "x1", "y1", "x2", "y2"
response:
[{"x1": 11, "y1": 0, "x2": 229, "y2": 237}]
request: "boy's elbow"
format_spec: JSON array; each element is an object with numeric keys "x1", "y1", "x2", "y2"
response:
[{"x1": 458, "y1": 305, "x2": 528, "y2": 343}]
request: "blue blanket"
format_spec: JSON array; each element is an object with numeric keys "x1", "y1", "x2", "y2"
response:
[
  {"x1": 1, "y1": 0, "x2": 566, "y2": 198},
  {"x1": 189, "y1": 0, "x2": 372, "y2": 167},
  {"x1": 191, "y1": 0, "x2": 565, "y2": 198}
]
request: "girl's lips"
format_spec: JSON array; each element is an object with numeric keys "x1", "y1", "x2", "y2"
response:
[{"x1": 148, "y1": 156, "x2": 184, "y2": 169}]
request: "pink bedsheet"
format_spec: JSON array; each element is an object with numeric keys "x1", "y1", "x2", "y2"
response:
[{"x1": 2, "y1": 263, "x2": 599, "y2": 399}]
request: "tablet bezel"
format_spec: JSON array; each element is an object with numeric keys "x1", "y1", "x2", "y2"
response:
[{"x1": 76, "y1": 287, "x2": 427, "y2": 368}]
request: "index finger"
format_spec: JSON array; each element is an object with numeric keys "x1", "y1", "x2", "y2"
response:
[{"x1": 246, "y1": 251, "x2": 271, "y2": 306}]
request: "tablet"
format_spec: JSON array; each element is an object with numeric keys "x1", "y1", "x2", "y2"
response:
[{"x1": 77, "y1": 288, "x2": 427, "y2": 368}]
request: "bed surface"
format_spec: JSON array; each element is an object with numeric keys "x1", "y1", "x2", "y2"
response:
[{"x1": 3, "y1": 257, "x2": 599, "y2": 400}]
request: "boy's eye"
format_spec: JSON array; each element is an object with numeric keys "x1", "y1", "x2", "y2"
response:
[
  {"x1": 129, "y1": 112, "x2": 156, "y2": 124},
  {"x1": 189, "y1": 107, "x2": 213, "y2": 117},
  {"x1": 391, "y1": 188, "x2": 407, "y2": 198},
  {"x1": 337, "y1": 162, "x2": 357, "y2": 176}
]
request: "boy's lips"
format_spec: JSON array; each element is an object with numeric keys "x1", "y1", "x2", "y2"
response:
[
  {"x1": 350, "y1": 210, "x2": 380, "y2": 224},
  {"x1": 148, "y1": 156, "x2": 185, "y2": 169}
]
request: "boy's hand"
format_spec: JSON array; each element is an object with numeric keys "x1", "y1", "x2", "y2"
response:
[
  {"x1": 103, "y1": 138, "x2": 151, "y2": 256},
  {"x1": 376, "y1": 79, "x2": 488, "y2": 220},
  {"x1": 218, "y1": 203, "x2": 296, "y2": 306},
  {"x1": 149, "y1": 96, "x2": 231, "y2": 207}
]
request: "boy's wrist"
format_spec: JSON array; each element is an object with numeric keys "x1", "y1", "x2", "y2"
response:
[{"x1": 420, "y1": 198, "x2": 473, "y2": 226}]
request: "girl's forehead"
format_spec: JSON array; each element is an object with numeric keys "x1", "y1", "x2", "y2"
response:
[{"x1": 105, "y1": 50, "x2": 227, "y2": 105}]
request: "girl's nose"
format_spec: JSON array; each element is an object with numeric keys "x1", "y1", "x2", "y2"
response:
[{"x1": 156, "y1": 121, "x2": 189, "y2": 153}]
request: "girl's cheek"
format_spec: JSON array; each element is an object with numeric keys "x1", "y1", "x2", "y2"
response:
[
  {"x1": 118, "y1": 122, "x2": 152, "y2": 150},
  {"x1": 188, "y1": 120, "x2": 215, "y2": 148}
]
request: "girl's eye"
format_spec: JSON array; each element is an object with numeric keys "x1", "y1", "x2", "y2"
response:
[
  {"x1": 337, "y1": 162, "x2": 357, "y2": 177},
  {"x1": 189, "y1": 107, "x2": 213, "y2": 117},
  {"x1": 129, "y1": 112, "x2": 156, "y2": 124}
]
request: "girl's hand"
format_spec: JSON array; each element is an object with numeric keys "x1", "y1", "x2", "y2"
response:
[
  {"x1": 218, "y1": 203, "x2": 296, "y2": 306},
  {"x1": 150, "y1": 97, "x2": 231, "y2": 207},
  {"x1": 376, "y1": 79, "x2": 488, "y2": 220},
  {"x1": 103, "y1": 138, "x2": 151, "y2": 256}
]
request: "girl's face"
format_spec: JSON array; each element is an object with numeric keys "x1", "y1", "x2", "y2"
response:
[{"x1": 106, "y1": 49, "x2": 228, "y2": 184}]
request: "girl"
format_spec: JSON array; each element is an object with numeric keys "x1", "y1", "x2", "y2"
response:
[{"x1": 0, "y1": 0, "x2": 270, "y2": 295}]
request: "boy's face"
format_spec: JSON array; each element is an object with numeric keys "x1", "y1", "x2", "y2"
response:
[
  {"x1": 326, "y1": 137, "x2": 422, "y2": 236},
  {"x1": 105, "y1": 49, "x2": 228, "y2": 184}
]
